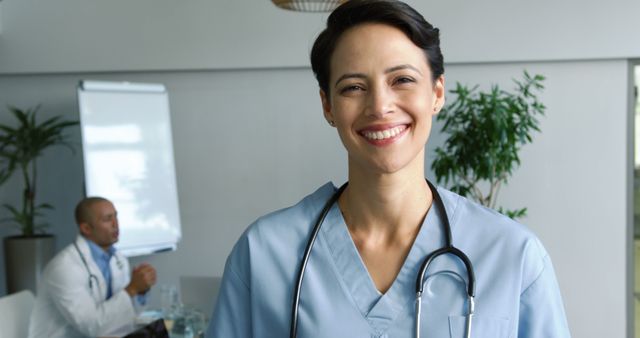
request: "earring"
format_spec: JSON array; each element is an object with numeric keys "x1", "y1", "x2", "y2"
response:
[{"x1": 329, "y1": 120, "x2": 335, "y2": 126}]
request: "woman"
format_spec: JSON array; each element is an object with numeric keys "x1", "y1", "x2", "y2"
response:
[{"x1": 207, "y1": 1, "x2": 570, "y2": 337}]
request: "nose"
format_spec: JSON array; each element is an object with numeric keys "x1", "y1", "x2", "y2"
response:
[{"x1": 366, "y1": 84, "x2": 394, "y2": 118}]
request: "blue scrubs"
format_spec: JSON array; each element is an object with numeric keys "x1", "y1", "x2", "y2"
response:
[{"x1": 207, "y1": 183, "x2": 571, "y2": 337}]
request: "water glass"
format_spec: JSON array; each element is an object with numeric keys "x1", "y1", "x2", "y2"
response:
[{"x1": 160, "y1": 285, "x2": 180, "y2": 316}]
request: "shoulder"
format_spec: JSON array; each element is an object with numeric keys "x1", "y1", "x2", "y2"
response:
[
  {"x1": 250, "y1": 182, "x2": 336, "y2": 238},
  {"x1": 240, "y1": 182, "x2": 336, "y2": 246},
  {"x1": 42, "y1": 242, "x2": 85, "y2": 282},
  {"x1": 224, "y1": 182, "x2": 337, "y2": 274},
  {"x1": 46, "y1": 242, "x2": 79, "y2": 266},
  {"x1": 438, "y1": 188, "x2": 550, "y2": 288},
  {"x1": 439, "y1": 187, "x2": 538, "y2": 242}
]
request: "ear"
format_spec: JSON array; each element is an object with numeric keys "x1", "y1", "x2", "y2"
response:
[
  {"x1": 320, "y1": 89, "x2": 335, "y2": 125},
  {"x1": 79, "y1": 222, "x2": 92, "y2": 237},
  {"x1": 432, "y1": 75, "x2": 445, "y2": 114}
]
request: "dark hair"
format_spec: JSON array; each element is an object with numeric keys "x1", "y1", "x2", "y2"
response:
[
  {"x1": 310, "y1": 0, "x2": 443, "y2": 96},
  {"x1": 75, "y1": 197, "x2": 110, "y2": 225}
]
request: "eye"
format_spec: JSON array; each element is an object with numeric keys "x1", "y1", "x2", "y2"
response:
[
  {"x1": 393, "y1": 76, "x2": 416, "y2": 85},
  {"x1": 339, "y1": 84, "x2": 365, "y2": 95}
]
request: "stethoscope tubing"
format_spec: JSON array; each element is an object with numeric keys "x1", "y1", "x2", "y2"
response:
[
  {"x1": 73, "y1": 240, "x2": 124, "y2": 304},
  {"x1": 74, "y1": 241, "x2": 100, "y2": 291},
  {"x1": 289, "y1": 183, "x2": 347, "y2": 337},
  {"x1": 289, "y1": 180, "x2": 476, "y2": 338}
]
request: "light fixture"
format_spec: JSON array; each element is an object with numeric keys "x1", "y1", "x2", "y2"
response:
[{"x1": 271, "y1": 0, "x2": 345, "y2": 12}]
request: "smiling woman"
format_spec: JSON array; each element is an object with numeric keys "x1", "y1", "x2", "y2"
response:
[
  {"x1": 206, "y1": 1, "x2": 571, "y2": 338},
  {"x1": 319, "y1": 23, "x2": 443, "y2": 177}
]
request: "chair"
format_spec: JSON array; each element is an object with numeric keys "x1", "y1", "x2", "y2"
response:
[{"x1": 0, "y1": 290, "x2": 35, "y2": 338}]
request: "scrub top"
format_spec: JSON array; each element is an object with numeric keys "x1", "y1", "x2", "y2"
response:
[{"x1": 207, "y1": 183, "x2": 571, "y2": 338}]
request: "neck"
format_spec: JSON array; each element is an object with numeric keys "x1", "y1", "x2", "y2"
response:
[
  {"x1": 82, "y1": 235, "x2": 111, "y2": 253},
  {"x1": 339, "y1": 155, "x2": 432, "y2": 238}
]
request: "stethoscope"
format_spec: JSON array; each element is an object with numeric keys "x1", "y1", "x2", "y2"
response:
[
  {"x1": 290, "y1": 180, "x2": 476, "y2": 338},
  {"x1": 73, "y1": 240, "x2": 124, "y2": 301}
]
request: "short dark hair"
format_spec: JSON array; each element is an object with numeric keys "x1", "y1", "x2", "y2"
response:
[
  {"x1": 310, "y1": 0, "x2": 443, "y2": 96},
  {"x1": 75, "y1": 197, "x2": 110, "y2": 225}
]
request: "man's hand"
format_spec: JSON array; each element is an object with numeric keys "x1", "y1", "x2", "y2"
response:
[{"x1": 125, "y1": 263, "x2": 157, "y2": 297}]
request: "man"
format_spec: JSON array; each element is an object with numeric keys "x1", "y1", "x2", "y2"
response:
[{"x1": 29, "y1": 197, "x2": 157, "y2": 338}]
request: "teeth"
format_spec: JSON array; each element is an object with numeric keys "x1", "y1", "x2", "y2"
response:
[{"x1": 363, "y1": 126, "x2": 406, "y2": 140}]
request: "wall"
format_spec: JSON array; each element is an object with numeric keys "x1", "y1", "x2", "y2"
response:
[
  {"x1": 0, "y1": 1, "x2": 636, "y2": 337},
  {"x1": 0, "y1": 2, "x2": 3, "y2": 35},
  {"x1": 0, "y1": 59, "x2": 630, "y2": 338},
  {"x1": 1, "y1": 0, "x2": 640, "y2": 73},
  {"x1": 443, "y1": 61, "x2": 630, "y2": 338}
]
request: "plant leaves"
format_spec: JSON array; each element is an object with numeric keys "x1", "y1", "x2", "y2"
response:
[
  {"x1": 0, "y1": 105, "x2": 78, "y2": 235},
  {"x1": 431, "y1": 70, "x2": 545, "y2": 213}
]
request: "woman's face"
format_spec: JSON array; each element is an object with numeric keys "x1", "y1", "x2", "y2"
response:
[{"x1": 321, "y1": 23, "x2": 444, "y2": 176}]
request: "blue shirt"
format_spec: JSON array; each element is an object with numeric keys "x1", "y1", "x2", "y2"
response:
[
  {"x1": 207, "y1": 183, "x2": 571, "y2": 337},
  {"x1": 86, "y1": 238, "x2": 115, "y2": 299},
  {"x1": 85, "y1": 238, "x2": 147, "y2": 305}
]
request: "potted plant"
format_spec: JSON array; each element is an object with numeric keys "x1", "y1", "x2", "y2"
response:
[
  {"x1": 432, "y1": 71, "x2": 546, "y2": 219},
  {"x1": 0, "y1": 105, "x2": 78, "y2": 293}
]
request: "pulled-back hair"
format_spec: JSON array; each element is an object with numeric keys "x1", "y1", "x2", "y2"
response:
[{"x1": 310, "y1": 0, "x2": 443, "y2": 96}]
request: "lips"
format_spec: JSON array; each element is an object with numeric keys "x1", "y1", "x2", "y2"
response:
[
  {"x1": 358, "y1": 124, "x2": 409, "y2": 145},
  {"x1": 361, "y1": 125, "x2": 407, "y2": 140}
]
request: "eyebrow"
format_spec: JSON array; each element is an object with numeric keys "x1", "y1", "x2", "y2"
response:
[{"x1": 333, "y1": 64, "x2": 423, "y2": 88}]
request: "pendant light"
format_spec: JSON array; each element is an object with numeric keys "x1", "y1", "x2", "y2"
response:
[{"x1": 271, "y1": 0, "x2": 345, "y2": 12}]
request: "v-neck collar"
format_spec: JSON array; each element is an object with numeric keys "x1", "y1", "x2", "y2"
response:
[{"x1": 320, "y1": 193, "x2": 449, "y2": 332}]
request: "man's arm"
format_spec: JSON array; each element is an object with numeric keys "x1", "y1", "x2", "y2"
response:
[{"x1": 45, "y1": 261, "x2": 138, "y2": 337}]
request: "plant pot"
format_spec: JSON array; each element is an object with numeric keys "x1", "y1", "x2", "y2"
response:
[{"x1": 4, "y1": 235, "x2": 56, "y2": 294}]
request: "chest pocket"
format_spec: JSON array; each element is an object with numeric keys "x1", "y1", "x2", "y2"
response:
[{"x1": 448, "y1": 315, "x2": 509, "y2": 338}]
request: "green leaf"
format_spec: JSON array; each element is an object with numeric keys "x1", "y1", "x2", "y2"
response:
[
  {"x1": 0, "y1": 105, "x2": 78, "y2": 235},
  {"x1": 498, "y1": 207, "x2": 528, "y2": 220},
  {"x1": 431, "y1": 71, "x2": 545, "y2": 216}
]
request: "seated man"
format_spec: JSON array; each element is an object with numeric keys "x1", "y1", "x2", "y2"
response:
[{"x1": 29, "y1": 197, "x2": 157, "y2": 338}]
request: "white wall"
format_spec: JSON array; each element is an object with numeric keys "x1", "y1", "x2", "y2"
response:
[
  {"x1": 0, "y1": 1, "x2": 636, "y2": 338},
  {"x1": 0, "y1": 59, "x2": 631, "y2": 338},
  {"x1": 443, "y1": 61, "x2": 631, "y2": 338},
  {"x1": 0, "y1": 2, "x2": 4, "y2": 35},
  {"x1": 1, "y1": 0, "x2": 640, "y2": 73},
  {"x1": 0, "y1": 68, "x2": 345, "y2": 279}
]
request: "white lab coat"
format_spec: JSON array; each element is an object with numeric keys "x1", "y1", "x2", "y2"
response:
[{"x1": 29, "y1": 235, "x2": 136, "y2": 338}]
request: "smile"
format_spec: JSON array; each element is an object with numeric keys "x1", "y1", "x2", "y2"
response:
[{"x1": 361, "y1": 125, "x2": 408, "y2": 141}]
